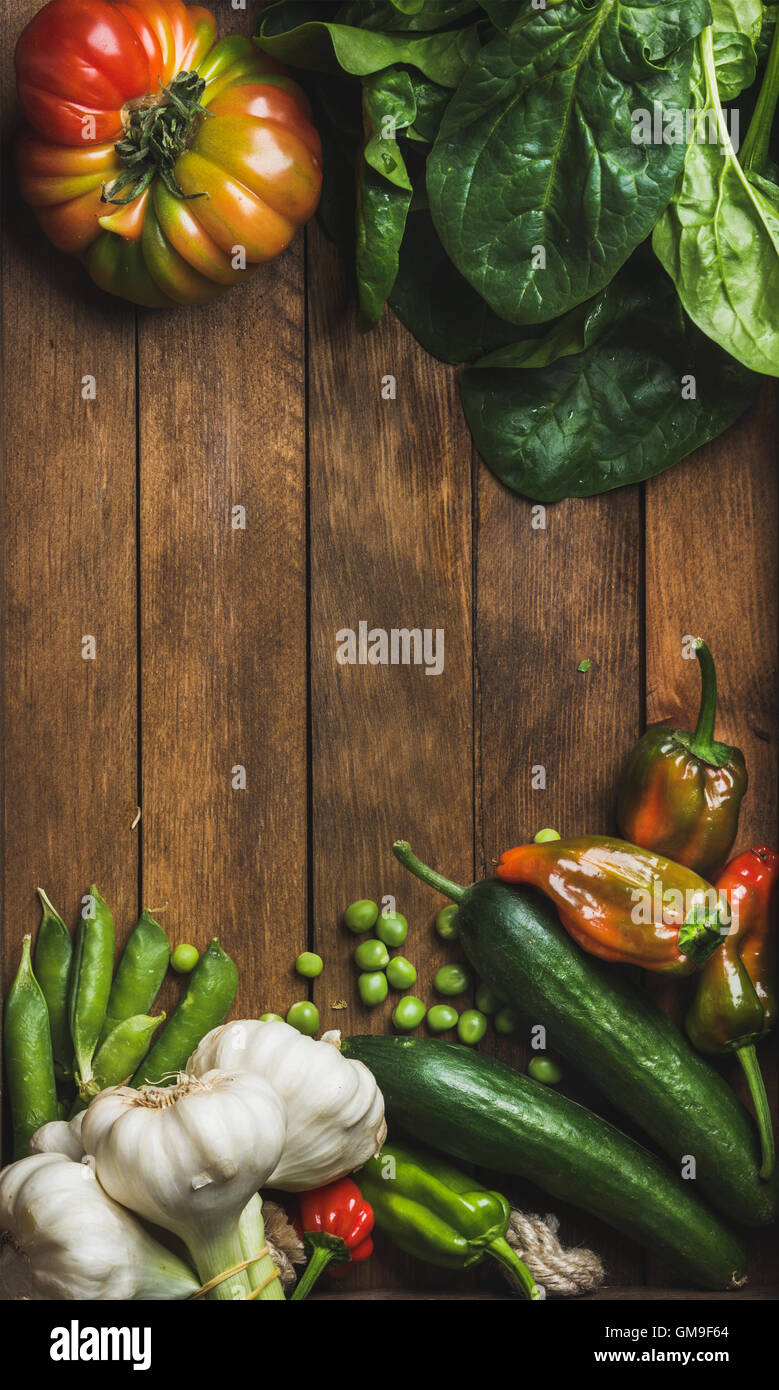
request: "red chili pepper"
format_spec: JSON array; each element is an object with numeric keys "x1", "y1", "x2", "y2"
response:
[{"x1": 290, "y1": 1177, "x2": 374, "y2": 1301}]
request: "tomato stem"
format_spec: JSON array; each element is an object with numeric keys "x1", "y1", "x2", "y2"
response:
[{"x1": 103, "y1": 71, "x2": 209, "y2": 206}]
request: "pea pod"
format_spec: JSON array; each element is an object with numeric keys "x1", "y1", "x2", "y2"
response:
[
  {"x1": 33, "y1": 888, "x2": 73, "y2": 1080},
  {"x1": 68, "y1": 886, "x2": 115, "y2": 1088},
  {"x1": 73, "y1": 1012, "x2": 165, "y2": 1111},
  {"x1": 4, "y1": 935, "x2": 59, "y2": 1158},
  {"x1": 131, "y1": 938, "x2": 237, "y2": 1087},
  {"x1": 100, "y1": 909, "x2": 169, "y2": 1043}
]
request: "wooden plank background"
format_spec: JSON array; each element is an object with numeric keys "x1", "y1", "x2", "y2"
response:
[{"x1": 1, "y1": 0, "x2": 777, "y2": 1298}]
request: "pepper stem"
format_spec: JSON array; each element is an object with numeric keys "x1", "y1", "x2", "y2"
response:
[
  {"x1": 392, "y1": 841, "x2": 467, "y2": 903},
  {"x1": 689, "y1": 639, "x2": 718, "y2": 760},
  {"x1": 736, "y1": 1044, "x2": 775, "y2": 1180},
  {"x1": 290, "y1": 1245, "x2": 335, "y2": 1301},
  {"x1": 486, "y1": 1236, "x2": 543, "y2": 1300}
]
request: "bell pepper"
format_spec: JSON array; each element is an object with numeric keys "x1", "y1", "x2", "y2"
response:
[
  {"x1": 497, "y1": 835, "x2": 726, "y2": 974},
  {"x1": 357, "y1": 1141, "x2": 541, "y2": 1300},
  {"x1": 686, "y1": 847, "x2": 778, "y2": 1180},
  {"x1": 617, "y1": 639, "x2": 747, "y2": 881},
  {"x1": 290, "y1": 1177, "x2": 374, "y2": 1301}
]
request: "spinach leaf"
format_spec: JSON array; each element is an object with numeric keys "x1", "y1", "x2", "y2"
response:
[
  {"x1": 256, "y1": 6, "x2": 483, "y2": 84},
  {"x1": 357, "y1": 70, "x2": 416, "y2": 328},
  {"x1": 653, "y1": 25, "x2": 779, "y2": 377},
  {"x1": 460, "y1": 254, "x2": 760, "y2": 501},
  {"x1": 427, "y1": 0, "x2": 710, "y2": 325},
  {"x1": 405, "y1": 73, "x2": 452, "y2": 140},
  {"x1": 335, "y1": 0, "x2": 480, "y2": 32},
  {"x1": 388, "y1": 208, "x2": 527, "y2": 361}
]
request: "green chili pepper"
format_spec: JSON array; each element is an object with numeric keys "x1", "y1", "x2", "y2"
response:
[
  {"x1": 4, "y1": 935, "x2": 59, "y2": 1158},
  {"x1": 131, "y1": 938, "x2": 237, "y2": 1087},
  {"x1": 73, "y1": 1012, "x2": 165, "y2": 1112},
  {"x1": 33, "y1": 888, "x2": 73, "y2": 1080},
  {"x1": 100, "y1": 909, "x2": 169, "y2": 1044},
  {"x1": 358, "y1": 1142, "x2": 540, "y2": 1300},
  {"x1": 69, "y1": 886, "x2": 115, "y2": 1088}
]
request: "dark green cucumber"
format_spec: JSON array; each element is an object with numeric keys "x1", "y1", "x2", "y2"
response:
[
  {"x1": 393, "y1": 843, "x2": 777, "y2": 1228},
  {"x1": 343, "y1": 1035, "x2": 747, "y2": 1292}
]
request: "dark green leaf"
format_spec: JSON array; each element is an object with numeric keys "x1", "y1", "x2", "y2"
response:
[
  {"x1": 427, "y1": 1, "x2": 710, "y2": 325},
  {"x1": 388, "y1": 207, "x2": 526, "y2": 360},
  {"x1": 256, "y1": 8, "x2": 483, "y2": 84},
  {"x1": 357, "y1": 69, "x2": 416, "y2": 327},
  {"x1": 460, "y1": 255, "x2": 760, "y2": 502},
  {"x1": 336, "y1": 0, "x2": 480, "y2": 31}
]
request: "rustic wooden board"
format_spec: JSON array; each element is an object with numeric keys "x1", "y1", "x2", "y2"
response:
[
  {"x1": 1, "y1": 2, "x2": 138, "y2": 1001},
  {"x1": 474, "y1": 474, "x2": 643, "y2": 1287},
  {"x1": 307, "y1": 223, "x2": 474, "y2": 1290}
]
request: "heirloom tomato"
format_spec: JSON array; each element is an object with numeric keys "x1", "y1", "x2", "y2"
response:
[{"x1": 15, "y1": 0, "x2": 322, "y2": 305}]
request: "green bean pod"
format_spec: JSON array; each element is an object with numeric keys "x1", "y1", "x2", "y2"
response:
[
  {"x1": 131, "y1": 938, "x2": 238, "y2": 1087},
  {"x1": 73, "y1": 1012, "x2": 166, "y2": 1112},
  {"x1": 100, "y1": 909, "x2": 169, "y2": 1044},
  {"x1": 33, "y1": 888, "x2": 73, "y2": 1080},
  {"x1": 4, "y1": 935, "x2": 59, "y2": 1158},
  {"x1": 68, "y1": 886, "x2": 115, "y2": 1087}
]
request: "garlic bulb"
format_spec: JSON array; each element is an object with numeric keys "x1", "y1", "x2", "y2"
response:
[
  {"x1": 29, "y1": 1112, "x2": 85, "y2": 1162},
  {"x1": 0, "y1": 1152, "x2": 199, "y2": 1300},
  {"x1": 81, "y1": 1070, "x2": 287, "y2": 1300},
  {"x1": 187, "y1": 1021, "x2": 386, "y2": 1189}
]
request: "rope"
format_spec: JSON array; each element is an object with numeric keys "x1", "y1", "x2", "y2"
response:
[
  {"x1": 188, "y1": 1247, "x2": 281, "y2": 1300},
  {"x1": 505, "y1": 1211, "x2": 605, "y2": 1296}
]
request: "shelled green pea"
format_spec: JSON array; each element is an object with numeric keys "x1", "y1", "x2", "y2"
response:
[
  {"x1": 344, "y1": 900, "x2": 379, "y2": 934},
  {"x1": 494, "y1": 1007, "x2": 519, "y2": 1036},
  {"x1": 392, "y1": 996, "x2": 426, "y2": 1031},
  {"x1": 354, "y1": 938, "x2": 390, "y2": 971},
  {"x1": 376, "y1": 912, "x2": 407, "y2": 947},
  {"x1": 458, "y1": 1009, "x2": 487, "y2": 1046},
  {"x1": 358, "y1": 972, "x2": 389, "y2": 1006},
  {"x1": 295, "y1": 951, "x2": 323, "y2": 979},
  {"x1": 287, "y1": 1001, "x2": 319, "y2": 1036},
  {"x1": 435, "y1": 905, "x2": 459, "y2": 940},
  {"x1": 386, "y1": 956, "x2": 417, "y2": 989},
  {"x1": 529, "y1": 1055, "x2": 562, "y2": 1085},
  {"x1": 433, "y1": 963, "x2": 471, "y2": 997},
  {"x1": 427, "y1": 1004, "x2": 458, "y2": 1034}
]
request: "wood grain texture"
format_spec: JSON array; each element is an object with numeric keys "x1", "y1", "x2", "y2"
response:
[
  {"x1": 307, "y1": 226, "x2": 474, "y2": 1290},
  {"x1": 645, "y1": 387, "x2": 779, "y2": 1287},
  {"x1": 474, "y1": 472, "x2": 644, "y2": 1286},
  {"x1": 135, "y1": 12, "x2": 307, "y2": 1024},
  {"x1": 1, "y1": 2, "x2": 138, "y2": 1023}
]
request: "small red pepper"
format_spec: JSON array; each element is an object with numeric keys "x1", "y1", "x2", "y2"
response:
[
  {"x1": 686, "y1": 847, "x2": 779, "y2": 1179},
  {"x1": 290, "y1": 1177, "x2": 374, "y2": 1301},
  {"x1": 497, "y1": 835, "x2": 726, "y2": 974}
]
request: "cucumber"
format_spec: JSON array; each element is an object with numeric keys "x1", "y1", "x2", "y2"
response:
[
  {"x1": 393, "y1": 843, "x2": 777, "y2": 1227},
  {"x1": 343, "y1": 1035, "x2": 747, "y2": 1292}
]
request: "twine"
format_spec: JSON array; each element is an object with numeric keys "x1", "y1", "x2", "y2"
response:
[
  {"x1": 505, "y1": 1211, "x2": 605, "y2": 1296},
  {"x1": 188, "y1": 1247, "x2": 281, "y2": 1300}
]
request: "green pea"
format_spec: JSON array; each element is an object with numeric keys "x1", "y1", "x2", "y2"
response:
[
  {"x1": 260, "y1": 1012, "x2": 284, "y2": 1023},
  {"x1": 435, "y1": 905, "x2": 459, "y2": 940},
  {"x1": 286, "y1": 1001, "x2": 320, "y2": 1036},
  {"x1": 354, "y1": 938, "x2": 390, "y2": 971},
  {"x1": 534, "y1": 828, "x2": 561, "y2": 843},
  {"x1": 427, "y1": 1004, "x2": 458, "y2": 1034},
  {"x1": 4, "y1": 935, "x2": 58, "y2": 1159},
  {"x1": 69, "y1": 886, "x2": 115, "y2": 1089},
  {"x1": 386, "y1": 956, "x2": 417, "y2": 989},
  {"x1": 344, "y1": 900, "x2": 379, "y2": 934},
  {"x1": 75, "y1": 1012, "x2": 165, "y2": 1110},
  {"x1": 295, "y1": 951, "x2": 324, "y2": 979},
  {"x1": 34, "y1": 889, "x2": 73, "y2": 1080},
  {"x1": 101, "y1": 910, "x2": 169, "y2": 1041},
  {"x1": 171, "y1": 943, "x2": 199, "y2": 974},
  {"x1": 376, "y1": 912, "x2": 408, "y2": 947},
  {"x1": 392, "y1": 996, "x2": 426, "y2": 1031},
  {"x1": 358, "y1": 971, "x2": 389, "y2": 1006},
  {"x1": 458, "y1": 1009, "x2": 487, "y2": 1046},
  {"x1": 528, "y1": 1055, "x2": 563, "y2": 1085},
  {"x1": 494, "y1": 1007, "x2": 519, "y2": 1036},
  {"x1": 433, "y1": 962, "x2": 471, "y2": 997},
  {"x1": 132, "y1": 938, "x2": 237, "y2": 1087},
  {"x1": 475, "y1": 982, "x2": 503, "y2": 1014}
]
